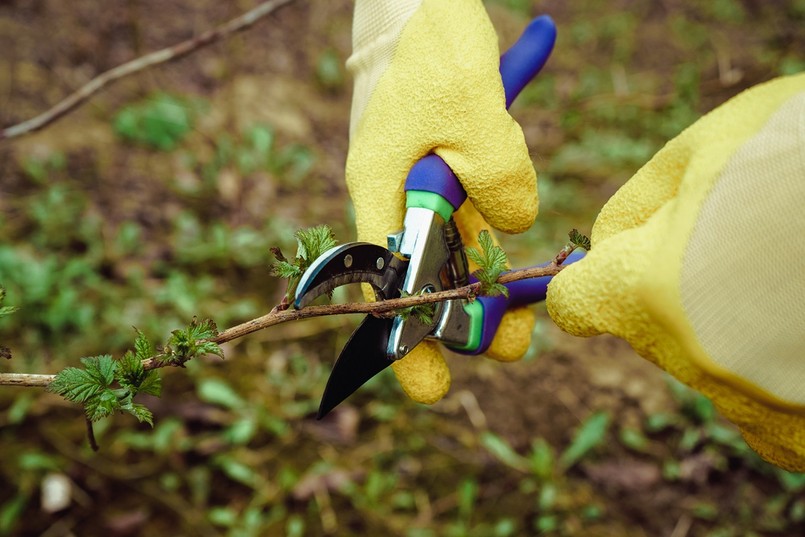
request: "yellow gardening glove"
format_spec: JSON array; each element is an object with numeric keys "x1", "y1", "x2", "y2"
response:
[
  {"x1": 547, "y1": 73, "x2": 805, "y2": 471},
  {"x1": 346, "y1": 0, "x2": 542, "y2": 404}
]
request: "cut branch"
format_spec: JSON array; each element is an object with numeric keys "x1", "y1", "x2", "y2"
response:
[
  {"x1": 0, "y1": 257, "x2": 571, "y2": 388},
  {"x1": 0, "y1": 0, "x2": 296, "y2": 141}
]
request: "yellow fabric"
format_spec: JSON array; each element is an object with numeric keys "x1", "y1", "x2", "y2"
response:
[
  {"x1": 547, "y1": 74, "x2": 805, "y2": 471},
  {"x1": 346, "y1": 0, "x2": 539, "y2": 404},
  {"x1": 348, "y1": 0, "x2": 422, "y2": 134}
]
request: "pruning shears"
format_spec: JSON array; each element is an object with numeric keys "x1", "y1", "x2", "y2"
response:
[{"x1": 294, "y1": 16, "x2": 583, "y2": 419}]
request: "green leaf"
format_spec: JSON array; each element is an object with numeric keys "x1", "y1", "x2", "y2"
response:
[
  {"x1": 48, "y1": 362, "x2": 109, "y2": 403},
  {"x1": 188, "y1": 317, "x2": 219, "y2": 341},
  {"x1": 134, "y1": 329, "x2": 155, "y2": 361},
  {"x1": 528, "y1": 438, "x2": 555, "y2": 480},
  {"x1": 214, "y1": 455, "x2": 258, "y2": 488},
  {"x1": 395, "y1": 290, "x2": 437, "y2": 325},
  {"x1": 113, "y1": 94, "x2": 194, "y2": 150},
  {"x1": 164, "y1": 318, "x2": 223, "y2": 364},
  {"x1": 246, "y1": 124, "x2": 274, "y2": 158},
  {"x1": 121, "y1": 402, "x2": 154, "y2": 427},
  {"x1": 198, "y1": 377, "x2": 245, "y2": 410},
  {"x1": 466, "y1": 230, "x2": 509, "y2": 297},
  {"x1": 138, "y1": 370, "x2": 163, "y2": 397},
  {"x1": 481, "y1": 431, "x2": 529, "y2": 472},
  {"x1": 117, "y1": 350, "x2": 162, "y2": 397},
  {"x1": 619, "y1": 427, "x2": 650, "y2": 452},
  {"x1": 271, "y1": 225, "x2": 338, "y2": 304},
  {"x1": 457, "y1": 479, "x2": 478, "y2": 521},
  {"x1": 776, "y1": 470, "x2": 805, "y2": 493},
  {"x1": 295, "y1": 224, "x2": 337, "y2": 263},
  {"x1": 117, "y1": 351, "x2": 145, "y2": 389},
  {"x1": 0, "y1": 494, "x2": 28, "y2": 536},
  {"x1": 568, "y1": 229, "x2": 591, "y2": 251},
  {"x1": 84, "y1": 388, "x2": 119, "y2": 421},
  {"x1": 559, "y1": 411, "x2": 610, "y2": 470},
  {"x1": 81, "y1": 355, "x2": 117, "y2": 387},
  {"x1": 270, "y1": 259, "x2": 302, "y2": 280}
]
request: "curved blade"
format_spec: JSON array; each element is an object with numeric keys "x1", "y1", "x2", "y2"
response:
[
  {"x1": 294, "y1": 242, "x2": 407, "y2": 309},
  {"x1": 318, "y1": 315, "x2": 393, "y2": 419}
]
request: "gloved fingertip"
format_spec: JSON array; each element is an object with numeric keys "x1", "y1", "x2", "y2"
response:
[
  {"x1": 391, "y1": 342, "x2": 451, "y2": 404},
  {"x1": 486, "y1": 307, "x2": 535, "y2": 362},
  {"x1": 545, "y1": 260, "x2": 605, "y2": 338}
]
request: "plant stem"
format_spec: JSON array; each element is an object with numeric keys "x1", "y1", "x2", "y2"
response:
[
  {"x1": 0, "y1": 0, "x2": 296, "y2": 140},
  {"x1": 0, "y1": 257, "x2": 574, "y2": 388}
]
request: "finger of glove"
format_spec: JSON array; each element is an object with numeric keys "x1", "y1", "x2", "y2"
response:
[
  {"x1": 486, "y1": 307, "x2": 536, "y2": 362},
  {"x1": 390, "y1": 340, "x2": 451, "y2": 404},
  {"x1": 546, "y1": 213, "x2": 660, "y2": 341},
  {"x1": 346, "y1": 0, "x2": 537, "y2": 244}
]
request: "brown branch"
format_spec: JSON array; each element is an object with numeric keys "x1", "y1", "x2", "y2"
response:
[
  {"x1": 0, "y1": 257, "x2": 570, "y2": 388},
  {"x1": 0, "y1": 372, "x2": 54, "y2": 387},
  {"x1": 0, "y1": 0, "x2": 296, "y2": 141}
]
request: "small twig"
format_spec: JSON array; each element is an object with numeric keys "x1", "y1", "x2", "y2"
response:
[
  {"x1": 0, "y1": 259, "x2": 570, "y2": 388},
  {"x1": 85, "y1": 417, "x2": 100, "y2": 452},
  {"x1": 0, "y1": 0, "x2": 296, "y2": 140},
  {"x1": 0, "y1": 372, "x2": 54, "y2": 387}
]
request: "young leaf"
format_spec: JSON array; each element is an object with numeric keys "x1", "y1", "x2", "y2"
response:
[
  {"x1": 163, "y1": 318, "x2": 223, "y2": 365},
  {"x1": 133, "y1": 329, "x2": 155, "y2": 362},
  {"x1": 137, "y1": 370, "x2": 163, "y2": 397},
  {"x1": 0, "y1": 287, "x2": 17, "y2": 317},
  {"x1": 559, "y1": 411, "x2": 610, "y2": 470},
  {"x1": 117, "y1": 350, "x2": 162, "y2": 397},
  {"x1": 480, "y1": 431, "x2": 529, "y2": 472},
  {"x1": 48, "y1": 366, "x2": 106, "y2": 403},
  {"x1": 81, "y1": 355, "x2": 117, "y2": 387},
  {"x1": 120, "y1": 401, "x2": 155, "y2": 427},
  {"x1": 568, "y1": 229, "x2": 591, "y2": 251},
  {"x1": 270, "y1": 258, "x2": 302, "y2": 280},
  {"x1": 465, "y1": 230, "x2": 509, "y2": 297},
  {"x1": 48, "y1": 355, "x2": 117, "y2": 404},
  {"x1": 84, "y1": 389, "x2": 119, "y2": 421},
  {"x1": 187, "y1": 317, "x2": 220, "y2": 342},
  {"x1": 295, "y1": 225, "x2": 337, "y2": 263},
  {"x1": 271, "y1": 225, "x2": 338, "y2": 305},
  {"x1": 395, "y1": 290, "x2": 437, "y2": 325}
]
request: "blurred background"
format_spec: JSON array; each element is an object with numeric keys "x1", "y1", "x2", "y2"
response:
[{"x1": 1, "y1": 0, "x2": 803, "y2": 535}]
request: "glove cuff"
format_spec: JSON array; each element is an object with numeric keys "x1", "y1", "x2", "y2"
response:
[{"x1": 348, "y1": 0, "x2": 423, "y2": 137}]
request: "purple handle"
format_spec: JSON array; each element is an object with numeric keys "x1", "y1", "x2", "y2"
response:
[
  {"x1": 404, "y1": 15, "x2": 557, "y2": 211},
  {"x1": 468, "y1": 249, "x2": 585, "y2": 356}
]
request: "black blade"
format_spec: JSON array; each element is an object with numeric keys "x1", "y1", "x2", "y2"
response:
[{"x1": 318, "y1": 315, "x2": 393, "y2": 419}]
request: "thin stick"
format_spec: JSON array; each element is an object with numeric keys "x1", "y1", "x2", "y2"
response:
[
  {"x1": 0, "y1": 257, "x2": 570, "y2": 387},
  {"x1": 0, "y1": 0, "x2": 296, "y2": 140},
  {"x1": 0, "y1": 372, "x2": 54, "y2": 387}
]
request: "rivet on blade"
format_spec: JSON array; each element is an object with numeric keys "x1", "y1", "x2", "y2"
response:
[
  {"x1": 344, "y1": 254, "x2": 353, "y2": 268},
  {"x1": 376, "y1": 257, "x2": 385, "y2": 270}
]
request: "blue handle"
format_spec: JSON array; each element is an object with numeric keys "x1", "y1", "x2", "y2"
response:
[
  {"x1": 457, "y1": 249, "x2": 585, "y2": 355},
  {"x1": 405, "y1": 15, "x2": 557, "y2": 216}
]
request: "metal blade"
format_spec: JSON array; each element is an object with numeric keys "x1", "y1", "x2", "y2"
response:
[
  {"x1": 294, "y1": 242, "x2": 407, "y2": 309},
  {"x1": 317, "y1": 315, "x2": 393, "y2": 419}
]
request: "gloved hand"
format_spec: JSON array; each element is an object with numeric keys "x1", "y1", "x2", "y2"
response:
[
  {"x1": 346, "y1": 0, "x2": 549, "y2": 404},
  {"x1": 547, "y1": 74, "x2": 805, "y2": 471}
]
